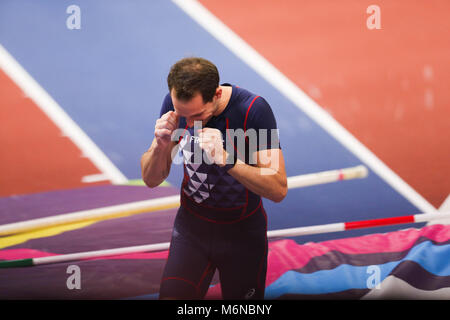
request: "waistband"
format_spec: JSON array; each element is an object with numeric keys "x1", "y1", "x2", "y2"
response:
[{"x1": 180, "y1": 189, "x2": 262, "y2": 224}]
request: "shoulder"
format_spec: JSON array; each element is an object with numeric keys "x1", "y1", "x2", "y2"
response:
[
  {"x1": 247, "y1": 96, "x2": 272, "y2": 116},
  {"x1": 245, "y1": 95, "x2": 277, "y2": 130},
  {"x1": 162, "y1": 93, "x2": 174, "y2": 110},
  {"x1": 231, "y1": 86, "x2": 270, "y2": 113},
  {"x1": 226, "y1": 85, "x2": 276, "y2": 129},
  {"x1": 228, "y1": 86, "x2": 264, "y2": 119},
  {"x1": 159, "y1": 92, "x2": 174, "y2": 117}
]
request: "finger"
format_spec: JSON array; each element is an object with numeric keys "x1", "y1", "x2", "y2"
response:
[
  {"x1": 198, "y1": 131, "x2": 217, "y2": 140},
  {"x1": 199, "y1": 142, "x2": 206, "y2": 150},
  {"x1": 171, "y1": 111, "x2": 180, "y2": 122},
  {"x1": 199, "y1": 142, "x2": 212, "y2": 152},
  {"x1": 167, "y1": 111, "x2": 179, "y2": 124},
  {"x1": 155, "y1": 128, "x2": 172, "y2": 138},
  {"x1": 165, "y1": 117, "x2": 177, "y2": 127},
  {"x1": 201, "y1": 129, "x2": 221, "y2": 140},
  {"x1": 157, "y1": 120, "x2": 177, "y2": 131},
  {"x1": 155, "y1": 122, "x2": 174, "y2": 133},
  {"x1": 199, "y1": 138, "x2": 213, "y2": 145},
  {"x1": 160, "y1": 111, "x2": 178, "y2": 127},
  {"x1": 198, "y1": 128, "x2": 213, "y2": 136},
  {"x1": 165, "y1": 111, "x2": 180, "y2": 125},
  {"x1": 157, "y1": 115, "x2": 179, "y2": 130},
  {"x1": 171, "y1": 116, "x2": 180, "y2": 130},
  {"x1": 155, "y1": 121, "x2": 169, "y2": 129}
]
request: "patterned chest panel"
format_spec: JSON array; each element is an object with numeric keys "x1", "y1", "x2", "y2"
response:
[{"x1": 179, "y1": 125, "x2": 246, "y2": 207}]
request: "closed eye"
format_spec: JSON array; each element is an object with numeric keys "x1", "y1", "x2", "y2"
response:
[{"x1": 190, "y1": 111, "x2": 204, "y2": 119}]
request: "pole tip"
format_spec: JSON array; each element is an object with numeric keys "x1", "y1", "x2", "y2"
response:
[{"x1": 0, "y1": 258, "x2": 33, "y2": 268}]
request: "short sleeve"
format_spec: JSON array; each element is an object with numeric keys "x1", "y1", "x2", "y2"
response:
[
  {"x1": 159, "y1": 93, "x2": 174, "y2": 118},
  {"x1": 245, "y1": 97, "x2": 281, "y2": 151}
]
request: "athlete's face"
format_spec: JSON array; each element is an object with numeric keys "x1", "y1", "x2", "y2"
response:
[{"x1": 171, "y1": 89, "x2": 220, "y2": 128}]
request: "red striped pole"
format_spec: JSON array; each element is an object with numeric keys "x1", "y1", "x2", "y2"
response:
[
  {"x1": 266, "y1": 211, "x2": 448, "y2": 238},
  {"x1": 1, "y1": 211, "x2": 448, "y2": 268},
  {"x1": 345, "y1": 215, "x2": 415, "y2": 230}
]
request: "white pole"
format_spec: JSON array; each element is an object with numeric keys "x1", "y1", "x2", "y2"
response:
[
  {"x1": 30, "y1": 211, "x2": 450, "y2": 266},
  {"x1": 33, "y1": 242, "x2": 171, "y2": 266},
  {"x1": 267, "y1": 223, "x2": 345, "y2": 238},
  {"x1": 287, "y1": 165, "x2": 368, "y2": 189},
  {"x1": 0, "y1": 166, "x2": 367, "y2": 236},
  {"x1": 0, "y1": 195, "x2": 180, "y2": 236},
  {"x1": 3, "y1": 211, "x2": 449, "y2": 267}
]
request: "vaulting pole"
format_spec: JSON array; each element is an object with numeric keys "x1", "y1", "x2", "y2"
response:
[
  {"x1": 2, "y1": 210, "x2": 448, "y2": 268},
  {"x1": 0, "y1": 166, "x2": 368, "y2": 236}
]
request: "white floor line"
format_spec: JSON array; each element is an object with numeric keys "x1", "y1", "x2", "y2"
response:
[
  {"x1": 81, "y1": 173, "x2": 111, "y2": 183},
  {"x1": 427, "y1": 194, "x2": 450, "y2": 226},
  {"x1": 172, "y1": 0, "x2": 437, "y2": 215},
  {"x1": 0, "y1": 44, "x2": 128, "y2": 185}
]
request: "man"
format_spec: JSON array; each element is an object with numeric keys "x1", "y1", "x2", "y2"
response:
[{"x1": 141, "y1": 57, "x2": 287, "y2": 300}]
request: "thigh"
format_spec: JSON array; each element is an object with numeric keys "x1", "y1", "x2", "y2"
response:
[
  {"x1": 219, "y1": 237, "x2": 268, "y2": 300},
  {"x1": 159, "y1": 210, "x2": 216, "y2": 299},
  {"x1": 216, "y1": 211, "x2": 268, "y2": 300}
]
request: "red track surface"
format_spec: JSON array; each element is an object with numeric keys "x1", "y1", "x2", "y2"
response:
[
  {"x1": 199, "y1": 0, "x2": 450, "y2": 208},
  {"x1": 0, "y1": 70, "x2": 109, "y2": 196}
]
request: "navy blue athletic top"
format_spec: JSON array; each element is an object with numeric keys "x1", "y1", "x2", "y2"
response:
[{"x1": 160, "y1": 84, "x2": 280, "y2": 221}]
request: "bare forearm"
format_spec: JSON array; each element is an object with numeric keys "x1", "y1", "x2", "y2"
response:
[
  {"x1": 141, "y1": 140, "x2": 175, "y2": 188},
  {"x1": 227, "y1": 159, "x2": 287, "y2": 202}
]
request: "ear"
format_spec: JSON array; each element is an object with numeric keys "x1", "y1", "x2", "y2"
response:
[{"x1": 215, "y1": 87, "x2": 222, "y2": 99}]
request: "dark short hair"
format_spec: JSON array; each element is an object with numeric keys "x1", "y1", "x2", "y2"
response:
[{"x1": 167, "y1": 57, "x2": 219, "y2": 103}]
